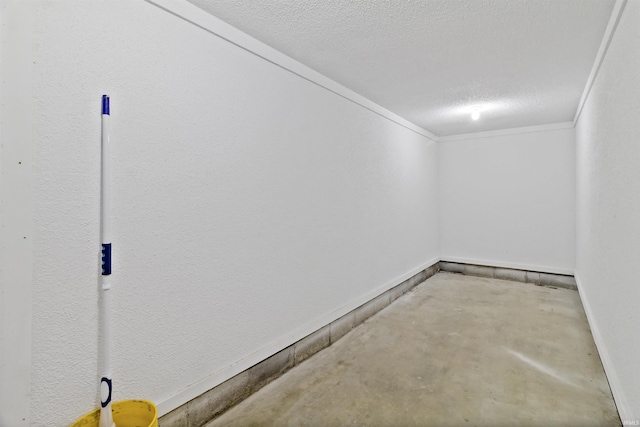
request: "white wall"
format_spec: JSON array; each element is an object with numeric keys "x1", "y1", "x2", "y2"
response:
[
  {"x1": 575, "y1": 0, "x2": 640, "y2": 421},
  {"x1": 0, "y1": 1, "x2": 439, "y2": 425},
  {"x1": 0, "y1": 1, "x2": 34, "y2": 425},
  {"x1": 439, "y1": 126, "x2": 575, "y2": 274}
]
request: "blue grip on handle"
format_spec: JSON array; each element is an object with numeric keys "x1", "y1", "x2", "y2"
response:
[
  {"x1": 101, "y1": 243, "x2": 112, "y2": 275},
  {"x1": 102, "y1": 95, "x2": 110, "y2": 115}
]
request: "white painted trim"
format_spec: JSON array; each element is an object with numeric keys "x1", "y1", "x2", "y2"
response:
[
  {"x1": 437, "y1": 121, "x2": 574, "y2": 143},
  {"x1": 0, "y1": 1, "x2": 34, "y2": 424},
  {"x1": 574, "y1": 273, "x2": 629, "y2": 422},
  {"x1": 572, "y1": 0, "x2": 628, "y2": 126},
  {"x1": 143, "y1": 0, "x2": 437, "y2": 142},
  {"x1": 157, "y1": 256, "x2": 440, "y2": 416},
  {"x1": 440, "y1": 256, "x2": 574, "y2": 276}
]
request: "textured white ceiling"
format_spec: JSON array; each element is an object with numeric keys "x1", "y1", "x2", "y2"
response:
[{"x1": 187, "y1": 0, "x2": 615, "y2": 136}]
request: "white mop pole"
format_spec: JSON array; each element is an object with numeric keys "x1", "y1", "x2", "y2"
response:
[{"x1": 99, "y1": 94, "x2": 116, "y2": 427}]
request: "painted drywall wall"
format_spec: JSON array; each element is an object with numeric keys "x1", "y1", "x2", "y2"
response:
[
  {"x1": 439, "y1": 126, "x2": 575, "y2": 274},
  {"x1": 575, "y1": 0, "x2": 640, "y2": 421},
  {"x1": 0, "y1": 1, "x2": 34, "y2": 425},
  {"x1": 4, "y1": 1, "x2": 439, "y2": 425}
]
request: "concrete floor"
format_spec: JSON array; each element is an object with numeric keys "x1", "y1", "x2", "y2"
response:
[{"x1": 206, "y1": 273, "x2": 619, "y2": 427}]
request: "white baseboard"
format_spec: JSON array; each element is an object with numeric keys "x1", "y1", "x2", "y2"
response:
[
  {"x1": 157, "y1": 256, "x2": 440, "y2": 416},
  {"x1": 574, "y1": 272, "x2": 630, "y2": 422},
  {"x1": 440, "y1": 256, "x2": 574, "y2": 276}
]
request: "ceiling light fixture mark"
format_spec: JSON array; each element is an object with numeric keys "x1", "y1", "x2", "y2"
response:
[{"x1": 471, "y1": 106, "x2": 483, "y2": 121}]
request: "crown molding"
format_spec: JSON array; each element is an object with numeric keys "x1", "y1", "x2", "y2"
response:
[
  {"x1": 437, "y1": 121, "x2": 574, "y2": 143},
  {"x1": 144, "y1": 0, "x2": 438, "y2": 142},
  {"x1": 573, "y1": 0, "x2": 628, "y2": 126}
]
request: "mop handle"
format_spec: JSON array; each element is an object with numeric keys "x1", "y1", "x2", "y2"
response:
[{"x1": 99, "y1": 95, "x2": 114, "y2": 423}]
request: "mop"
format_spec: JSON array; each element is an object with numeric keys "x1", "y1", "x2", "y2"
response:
[{"x1": 72, "y1": 94, "x2": 158, "y2": 427}]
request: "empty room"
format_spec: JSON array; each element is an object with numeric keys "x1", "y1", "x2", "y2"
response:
[{"x1": 1, "y1": 0, "x2": 638, "y2": 426}]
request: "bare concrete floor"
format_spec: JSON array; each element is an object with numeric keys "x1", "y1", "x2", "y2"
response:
[{"x1": 206, "y1": 273, "x2": 619, "y2": 427}]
